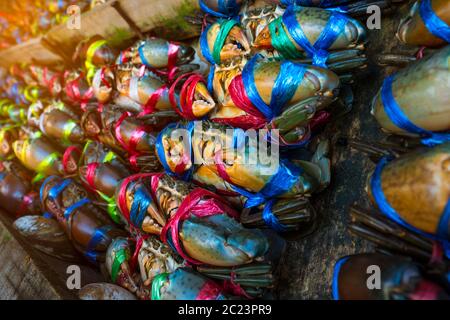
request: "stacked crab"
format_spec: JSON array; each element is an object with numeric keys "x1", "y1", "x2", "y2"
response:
[
  {"x1": 333, "y1": 0, "x2": 450, "y2": 300},
  {"x1": 0, "y1": 0, "x2": 447, "y2": 300}
]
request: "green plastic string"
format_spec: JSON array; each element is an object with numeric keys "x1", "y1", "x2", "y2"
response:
[
  {"x1": 62, "y1": 120, "x2": 77, "y2": 145},
  {"x1": 213, "y1": 19, "x2": 239, "y2": 65},
  {"x1": 97, "y1": 190, "x2": 121, "y2": 223},
  {"x1": 32, "y1": 152, "x2": 60, "y2": 184},
  {"x1": 111, "y1": 248, "x2": 129, "y2": 283},
  {"x1": 269, "y1": 17, "x2": 304, "y2": 60},
  {"x1": 151, "y1": 273, "x2": 169, "y2": 300}
]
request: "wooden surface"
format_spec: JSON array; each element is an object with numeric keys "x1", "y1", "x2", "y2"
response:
[
  {"x1": 277, "y1": 5, "x2": 412, "y2": 299},
  {"x1": 0, "y1": 212, "x2": 104, "y2": 300},
  {"x1": 0, "y1": 37, "x2": 64, "y2": 68}
]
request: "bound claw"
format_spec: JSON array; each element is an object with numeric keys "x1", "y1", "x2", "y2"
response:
[
  {"x1": 196, "y1": 263, "x2": 276, "y2": 298},
  {"x1": 241, "y1": 197, "x2": 317, "y2": 236},
  {"x1": 349, "y1": 205, "x2": 434, "y2": 262},
  {"x1": 337, "y1": 136, "x2": 417, "y2": 162}
]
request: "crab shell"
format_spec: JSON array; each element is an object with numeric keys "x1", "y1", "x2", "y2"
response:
[
  {"x1": 79, "y1": 162, "x2": 130, "y2": 199},
  {"x1": 92, "y1": 67, "x2": 114, "y2": 103},
  {"x1": 39, "y1": 109, "x2": 85, "y2": 144},
  {"x1": 213, "y1": 58, "x2": 340, "y2": 121},
  {"x1": 133, "y1": 38, "x2": 196, "y2": 68},
  {"x1": 0, "y1": 164, "x2": 40, "y2": 216},
  {"x1": 254, "y1": 6, "x2": 366, "y2": 53},
  {"x1": 152, "y1": 268, "x2": 229, "y2": 300},
  {"x1": 114, "y1": 69, "x2": 172, "y2": 111},
  {"x1": 333, "y1": 253, "x2": 448, "y2": 300},
  {"x1": 372, "y1": 45, "x2": 450, "y2": 135},
  {"x1": 368, "y1": 143, "x2": 450, "y2": 236},
  {"x1": 14, "y1": 215, "x2": 80, "y2": 261},
  {"x1": 12, "y1": 137, "x2": 72, "y2": 175},
  {"x1": 41, "y1": 176, "x2": 125, "y2": 262},
  {"x1": 73, "y1": 36, "x2": 116, "y2": 67},
  {"x1": 28, "y1": 66, "x2": 62, "y2": 96},
  {"x1": 158, "y1": 121, "x2": 320, "y2": 197},
  {"x1": 154, "y1": 174, "x2": 270, "y2": 266},
  {"x1": 397, "y1": 0, "x2": 450, "y2": 47},
  {"x1": 0, "y1": 125, "x2": 20, "y2": 159},
  {"x1": 79, "y1": 283, "x2": 137, "y2": 300},
  {"x1": 81, "y1": 107, "x2": 159, "y2": 154}
]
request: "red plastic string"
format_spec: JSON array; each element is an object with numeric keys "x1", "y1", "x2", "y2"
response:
[
  {"x1": 196, "y1": 280, "x2": 223, "y2": 300},
  {"x1": 42, "y1": 67, "x2": 58, "y2": 94},
  {"x1": 17, "y1": 191, "x2": 37, "y2": 217},
  {"x1": 428, "y1": 241, "x2": 444, "y2": 265},
  {"x1": 222, "y1": 272, "x2": 252, "y2": 299},
  {"x1": 168, "y1": 73, "x2": 205, "y2": 120},
  {"x1": 211, "y1": 115, "x2": 266, "y2": 130},
  {"x1": 114, "y1": 111, "x2": 149, "y2": 170},
  {"x1": 137, "y1": 85, "x2": 167, "y2": 117},
  {"x1": 213, "y1": 150, "x2": 234, "y2": 184},
  {"x1": 409, "y1": 280, "x2": 441, "y2": 300},
  {"x1": 85, "y1": 162, "x2": 99, "y2": 190},
  {"x1": 65, "y1": 73, "x2": 94, "y2": 111},
  {"x1": 99, "y1": 66, "x2": 112, "y2": 89},
  {"x1": 62, "y1": 146, "x2": 81, "y2": 173},
  {"x1": 228, "y1": 75, "x2": 266, "y2": 122},
  {"x1": 416, "y1": 46, "x2": 426, "y2": 60},
  {"x1": 160, "y1": 188, "x2": 239, "y2": 265},
  {"x1": 310, "y1": 110, "x2": 331, "y2": 132},
  {"x1": 129, "y1": 234, "x2": 149, "y2": 272}
]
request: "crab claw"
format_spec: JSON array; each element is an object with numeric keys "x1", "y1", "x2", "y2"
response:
[
  {"x1": 220, "y1": 25, "x2": 251, "y2": 63},
  {"x1": 181, "y1": 214, "x2": 270, "y2": 266},
  {"x1": 92, "y1": 67, "x2": 114, "y2": 103},
  {"x1": 191, "y1": 81, "x2": 216, "y2": 118},
  {"x1": 253, "y1": 26, "x2": 272, "y2": 49}
]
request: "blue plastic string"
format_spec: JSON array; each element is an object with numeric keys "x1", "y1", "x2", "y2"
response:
[
  {"x1": 40, "y1": 175, "x2": 58, "y2": 203},
  {"x1": 332, "y1": 256, "x2": 349, "y2": 300},
  {"x1": 129, "y1": 185, "x2": 153, "y2": 228},
  {"x1": 156, "y1": 122, "x2": 195, "y2": 181},
  {"x1": 48, "y1": 179, "x2": 72, "y2": 200},
  {"x1": 381, "y1": 74, "x2": 450, "y2": 146},
  {"x1": 242, "y1": 55, "x2": 306, "y2": 119},
  {"x1": 371, "y1": 157, "x2": 450, "y2": 258},
  {"x1": 138, "y1": 44, "x2": 153, "y2": 68},
  {"x1": 262, "y1": 199, "x2": 288, "y2": 232},
  {"x1": 228, "y1": 160, "x2": 302, "y2": 208},
  {"x1": 85, "y1": 225, "x2": 113, "y2": 263},
  {"x1": 64, "y1": 198, "x2": 91, "y2": 220},
  {"x1": 282, "y1": 5, "x2": 348, "y2": 67},
  {"x1": 199, "y1": 0, "x2": 240, "y2": 18},
  {"x1": 419, "y1": 0, "x2": 450, "y2": 43}
]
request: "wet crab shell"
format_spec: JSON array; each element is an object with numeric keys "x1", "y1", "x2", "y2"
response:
[
  {"x1": 371, "y1": 45, "x2": 450, "y2": 135},
  {"x1": 214, "y1": 57, "x2": 340, "y2": 122},
  {"x1": 133, "y1": 38, "x2": 196, "y2": 68},
  {"x1": 397, "y1": 0, "x2": 450, "y2": 47},
  {"x1": 367, "y1": 143, "x2": 450, "y2": 237},
  {"x1": 151, "y1": 268, "x2": 229, "y2": 300},
  {"x1": 333, "y1": 253, "x2": 448, "y2": 300},
  {"x1": 79, "y1": 283, "x2": 137, "y2": 300},
  {"x1": 254, "y1": 6, "x2": 367, "y2": 55}
]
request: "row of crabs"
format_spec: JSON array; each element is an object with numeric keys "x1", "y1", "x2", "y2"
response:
[{"x1": 0, "y1": 0, "x2": 448, "y2": 299}]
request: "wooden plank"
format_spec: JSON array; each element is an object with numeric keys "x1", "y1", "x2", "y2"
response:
[
  {"x1": 117, "y1": 0, "x2": 202, "y2": 40},
  {"x1": 0, "y1": 212, "x2": 104, "y2": 299},
  {"x1": 44, "y1": 1, "x2": 137, "y2": 58},
  {"x1": 0, "y1": 37, "x2": 63, "y2": 68}
]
